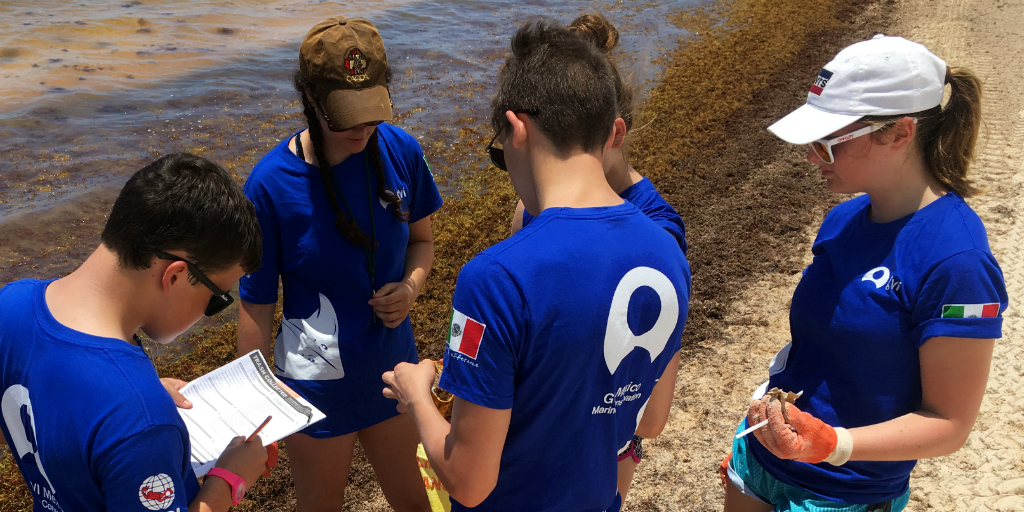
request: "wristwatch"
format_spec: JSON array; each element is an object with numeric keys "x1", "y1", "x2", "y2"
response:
[
  {"x1": 617, "y1": 435, "x2": 644, "y2": 463},
  {"x1": 207, "y1": 468, "x2": 246, "y2": 506}
]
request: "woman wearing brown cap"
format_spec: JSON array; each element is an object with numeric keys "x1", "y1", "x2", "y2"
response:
[{"x1": 236, "y1": 16, "x2": 439, "y2": 511}]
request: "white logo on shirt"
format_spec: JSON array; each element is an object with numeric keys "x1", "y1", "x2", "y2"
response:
[
  {"x1": 138, "y1": 474, "x2": 176, "y2": 510},
  {"x1": 861, "y1": 266, "x2": 890, "y2": 289},
  {"x1": 2, "y1": 385, "x2": 57, "y2": 495},
  {"x1": 603, "y1": 267, "x2": 679, "y2": 374},
  {"x1": 275, "y1": 293, "x2": 345, "y2": 380},
  {"x1": 379, "y1": 187, "x2": 408, "y2": 210}
]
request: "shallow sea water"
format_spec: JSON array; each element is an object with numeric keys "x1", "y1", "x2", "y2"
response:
[{"x1": 0, "y1": 0, "x2": 695, "y2": 286}]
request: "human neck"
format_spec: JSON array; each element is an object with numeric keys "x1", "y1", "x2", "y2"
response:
[
  {"x1": 301, "y1": 129, "x2": 354, "y2": 167},
  {"x1": 865, "y1": 154, "x2": 948, "y2": 223},
  {"x1": 519, "y1": 146, "x2": 623, "y2": 215},
  {"x1": 45, "y1": 245, "x2": 146, "y2": 343},
  {"x1": 605, "y1": 155, "x2": 643, "y2": 195}
]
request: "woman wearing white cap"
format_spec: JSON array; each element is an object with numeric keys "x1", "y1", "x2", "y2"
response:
[
  {"x1": 236, "y1": 16, "x2": 439, "y2": 512},
  {"x1": 722, "y1": 35, "x2": 1008, "y2": 512}
]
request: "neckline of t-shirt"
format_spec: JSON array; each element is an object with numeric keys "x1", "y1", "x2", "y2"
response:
[
  {"x1": 281, "y1": 129, "x2": 369, "y2": 173},
  {"x1": 32, "y1": 279, "x2": 151, "y2": 355},
  {"x1": 533, "y1": 201, "x2": 636, "y2": 220},
  {"x1": 857, "y1": 191, "x2": 958, "y2": 231}
]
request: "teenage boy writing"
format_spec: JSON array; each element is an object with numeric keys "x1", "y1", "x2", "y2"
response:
[{"x1": 0, "y1": 153, "x2": 269, "y2": 511}]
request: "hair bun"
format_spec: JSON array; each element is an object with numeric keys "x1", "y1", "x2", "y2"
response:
[{"x1": 569, "y1": 13, "x2": 619, "y2": 53}]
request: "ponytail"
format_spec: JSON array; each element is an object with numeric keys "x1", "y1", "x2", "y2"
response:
[
  {"x1": 863, "y1": 67, "x2": 983, "y2": 197},
  {"x1": 920, "y1": 67, "x2": 983, "y2": 197}
]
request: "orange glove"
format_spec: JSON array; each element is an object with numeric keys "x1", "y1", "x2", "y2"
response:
[
  {"x1": 718, "y1": 451, "x2": 732, "y2": 490},
  {"x1": 262, "y1": 442, "x2": 279, "y2": 477},
  {"x1": 747, "y1": 395, "x2": 839, "y2": 464}
]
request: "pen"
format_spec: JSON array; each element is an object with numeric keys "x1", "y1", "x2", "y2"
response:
[
  {"x1": 245, "y1": 415, "x2": 272, "y2": 443},
  {"x1": 735, "y1": 390, "x2": 803, "y2": 439}
]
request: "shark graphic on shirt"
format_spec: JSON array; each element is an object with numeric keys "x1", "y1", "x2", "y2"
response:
[{"x1": 275, "y1": 293, "x2": 345, "y2": 380}]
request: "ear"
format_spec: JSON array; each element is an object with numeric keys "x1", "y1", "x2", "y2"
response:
[
  {"x1": 505, "y1": 110, "x2": 529, "y2": 149},
  {"x1": 886, "y1": 117, "x2": 917, "y2": 151},
  {"x1": 160, "y1": 260, "x2": 188, "y2": 296},
  {"x1": 608, "y1": 118, "x2": 627, "y2": 150}
]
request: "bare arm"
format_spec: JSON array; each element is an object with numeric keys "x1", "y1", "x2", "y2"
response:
[
  {"x1": 369, "y1": 216, "x2": 435, "y2": 328},
  {"x1": 635, "y1": 349, "x2": 680, "y2": 438},
  {"x1": 510, "y1": 200, "x2": 525, "y2": 235},
  {"x1": 238, "y1": 300, "x2": 276, "y2": 360},
  {"x1": 849, "y1": 336, "x2": 994, "y2": 461},
  {"x1": 382, "y1": 360, "x2": 511, "y2": 507},
  {"x1": 619, "y1": 349, "x2": 680, "y2": 501}
]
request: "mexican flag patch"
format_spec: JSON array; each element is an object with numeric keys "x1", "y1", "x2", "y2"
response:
[
  {"x1": 448, "y1": 309, "x2": 486, "y2": 359},
  {"x1": 941, "y1": 303, "x2": 999, "y2": 319}
]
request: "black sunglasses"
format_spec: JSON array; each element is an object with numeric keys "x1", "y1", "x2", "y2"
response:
[
  {"x1": 313, "y1": 96, "x2": 384, "y2": 132},
  {"x1": 154, "y1": 251, "x2": 234, "y2": 316},
  {"x1": 486, "y1": 110, "x2": 539, "y2": 171}
]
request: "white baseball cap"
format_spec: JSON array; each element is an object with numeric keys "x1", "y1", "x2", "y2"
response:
[{"x1": 768, "y1": 34, "x2": 947, "y2": 145}]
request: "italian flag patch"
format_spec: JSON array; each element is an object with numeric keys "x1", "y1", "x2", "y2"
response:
[
  {"x1": 941, "y1": 303, "x2": 999, "y2": 319},
  {"x1": 448, "y1": 309, "x2": 486, "y2": 359}
]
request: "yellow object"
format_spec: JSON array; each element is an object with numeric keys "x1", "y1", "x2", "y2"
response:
[{"x1": 417, "y1": 443, "x2": 451, "y2": 512}]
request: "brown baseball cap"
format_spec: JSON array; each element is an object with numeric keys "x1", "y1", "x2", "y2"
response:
[{"x1": 299, "y1": 16, "x2": 392, "y2": 131}]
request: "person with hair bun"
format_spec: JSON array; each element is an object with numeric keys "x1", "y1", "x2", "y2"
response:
[
  {"x1": 723, "y1": 35, "x2": 1007, "y2": 512},
  {"x1": 512, "y1": 13, "x2": 688, "y2": 257},
  {"x1": 509, "y1": 13, "x2": 690, "y2": 504},
  {"x1": 383, "y1": 17, "x2": 689, "y2": 512},
  {"x1": 236, "y1": 16, "x2": 439, "y2": 512}
]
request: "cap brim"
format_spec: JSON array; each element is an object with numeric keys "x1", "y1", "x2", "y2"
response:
[
  {"x1": 321, "y1": 85, "x2": 393, "y2": 131},
  {"x1": 767, "y1": 103, "x2": 863, "y2": 144}
]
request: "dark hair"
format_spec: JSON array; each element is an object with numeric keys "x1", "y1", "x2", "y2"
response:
[
  {"x1": 862, "y1": 67, "x2": 983, "y2": 197},
  {"x1": 293, "y1": 68, "x2": 406, "y2": 250},
  {"x1": 101, "y1": 152, "x2": 262, "y2": 276},
  {"x1": 568, "y1": 13, "x2": 634, "y2": 131},
  {"x1": 490, "y1": 18, "x2": 619, "y2": 157}
]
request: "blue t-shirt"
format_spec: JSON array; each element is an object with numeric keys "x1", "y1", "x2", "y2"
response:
[
  {"x1": 239, "y1": 123, "x2": 443, "y2": 436},
  {"x1": 750, "y1": 193, "x2": 1008, "y2": 503},
  {"x1": 521, "y1": 177, "x2": 687, "y2": 254},
  {"x1": 0, "y1": 279, "x2": 200, "y2": 512},
  {"x1": 440, "y1": 203, "x2": 691, "y2": 512}
]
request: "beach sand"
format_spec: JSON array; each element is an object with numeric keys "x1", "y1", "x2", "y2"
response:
[{"x1": 624, "y1": 0, "x2": 1024, "y2": 511}]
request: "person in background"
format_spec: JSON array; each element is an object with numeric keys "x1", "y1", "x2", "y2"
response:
[
  {"x1": 0, "y1": 152, "x2": 269, "y2": 512},
  {"x1": 723, "y1": 35, "x2": 1007, "y2": 512},
  {"x1": 383, "y1": 18, "x2": 690, "y2": 512},
  {"x1": 510, "y1": 13, "x2": 688, "y2": 257},
  {"x1": 236, "y1": 15, "x2": 440, "y2": 512}
]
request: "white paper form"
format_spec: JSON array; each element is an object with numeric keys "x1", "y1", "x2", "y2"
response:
[{"x1": 177, "y1": 350, "x2": 326, "y2": 476}]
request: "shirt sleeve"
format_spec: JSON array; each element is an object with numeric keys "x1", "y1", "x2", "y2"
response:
[
  {"x1": 238, "y1": 179, "x2": 282, "y2": 304},
  {"x1": 96, "y1": 425, "x2": 200, "y2": 512},
  {"x1": 407, "y1": 151, "x2": 444, "y2": 224},
  {"x1": 438, "y1": 255, "x2": 524, "y2": 410},
  {"x1": 911, "y1": 249, "x2": 1008, "y2": 346}
]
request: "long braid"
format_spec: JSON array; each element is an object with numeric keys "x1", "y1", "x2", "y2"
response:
[
  {"x1": 298, "y1": 86, "x2": 375, "y2": 249},
  {"x1": 367, "y1": 130, "x2": 409, "y2": 222}
]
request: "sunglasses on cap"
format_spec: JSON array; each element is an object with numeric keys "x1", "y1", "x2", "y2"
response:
[
  {"x1": 313, "y1": 96, "x2": 384, "y2": 132},
  {"x1": 154, "y1": 250, "x2": 234, "y2": 316},
  {"x1": 486, "y1": 110, "x2": 540, "y2": 171},
  {"x1": 808, "y1": 119, "x2": 914, "y2": 164}
]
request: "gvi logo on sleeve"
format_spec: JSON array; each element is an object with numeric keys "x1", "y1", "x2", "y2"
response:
[{"x1": 138, "y1": 474, "x2": 176, "y2": 510}]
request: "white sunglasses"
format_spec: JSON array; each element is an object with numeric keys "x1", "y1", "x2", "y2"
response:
[{"x1": 808, "y1": 119, "x2": 916, "y2": 164}]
